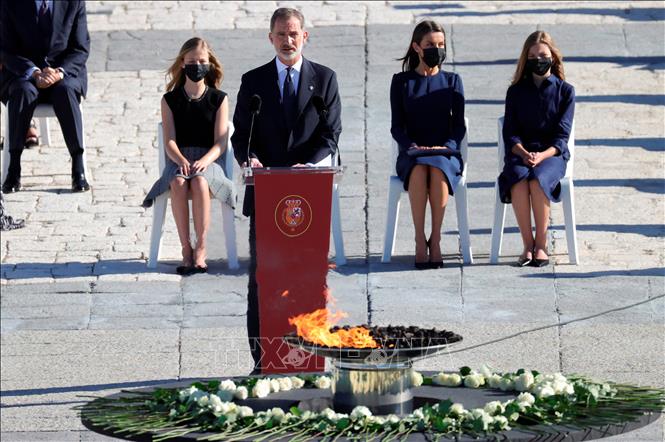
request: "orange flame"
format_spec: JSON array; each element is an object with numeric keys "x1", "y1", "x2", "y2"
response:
[{"x1": 288, "y1": 308, "x2": 379, "y2": 349}]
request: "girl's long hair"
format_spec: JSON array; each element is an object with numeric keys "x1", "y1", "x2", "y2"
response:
[
  {"x1": 512, "y1": 30, "x2": 564, "y2": 85},
  {"x1": 398, "y1": 20, "x2": 446, "y2": 72},
  {"x1": 165, "y1": 37, "x2": 224, "y2": 91}
]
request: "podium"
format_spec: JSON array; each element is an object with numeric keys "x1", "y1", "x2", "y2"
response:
[{"x1": 245, "y1": 166, "x2": 342, "y2": 374}]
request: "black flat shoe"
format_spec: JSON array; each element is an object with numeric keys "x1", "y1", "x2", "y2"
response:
[
  {"x1": 72, "y1": 173, "x2": 90, "y2": 192},
  {"x1": 516, "y1": 256, "x2": 533, "y2": 267},
  {"x1": 192, "y1": 265, "x2": 208, "y2": 274},
  {"x1": 415, "y1": 261, "x2": 430, "y2": 270},
  {"x1": 429, "y1": 260, "x2": 444, "y2": 269},
  {"x1": 531, "y1": 258, "x2": 550, "y2": 267},
  {"x1": 2, "y1": 178, "x2": 22, "y2": 193},
  {"x1": 176, "y1": 265, "x2": 193, "y2": 275}
]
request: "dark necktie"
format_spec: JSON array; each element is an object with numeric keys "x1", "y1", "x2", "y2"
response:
[
  {"x1": 283, "y1": 67, "x2": 298, "y2": 129},
  {"x1": 37, "y1": 0, "x2": 52, "y2": 53}
]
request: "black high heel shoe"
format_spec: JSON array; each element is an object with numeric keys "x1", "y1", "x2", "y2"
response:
[
  {"x1": 427, "y1": 237, "x2": 444, "y2": 269},
  {"x1": 414, "y1": 238, "x2": 429, "y2": 270}
]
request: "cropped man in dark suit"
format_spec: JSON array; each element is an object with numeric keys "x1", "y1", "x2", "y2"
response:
[
  {"x1": 231, "y1": 7, "x2": 342, "y2": 373},
  {"x1": 0, "y1": 0, "x2": 90, "y2": 193}
]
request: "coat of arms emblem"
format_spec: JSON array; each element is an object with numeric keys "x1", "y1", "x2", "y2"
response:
[{"x1": 275, "y1": 195, "x2": 312, "y2": 237}]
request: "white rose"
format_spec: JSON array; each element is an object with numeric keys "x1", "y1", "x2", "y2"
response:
[
  {"x1": 168, "y1": 408, "x2": 177, "y2": 418},
  {"x1": 179, "y1": 385, "x2": 198, "y2": 402},
  {"x1": 301, "y1": 410, "x2": 314, "y2": 421},
  {"x1": 234, "y1": 386, "x2": 248, "y2": 400},
  {"x1": 499, "y1": 377, "x2": 515, "y2": 391},
  {"x1": 464, "y1": 374, "x2": 485, "y2": 388},
  {"x1": 514, "y1": 372, "x2": 535, "y2": 392},
  {"x1": 350, "y1": 405, "x2": 372, "y2": 421},
  {"x1": 410, "y1": 370, "x2": 424, "y2": 387},
  {"x1": 290, "y1": 376, "x2": 305, "y2": 389},
  {"x1": 534, "y1": 385, "x2": 555, "y2": 398},
  {"x1": 493, "y1": 415, "x2": 510, "y2": 430},
  {"x1": 219, "y1": 379, "x2": 237, "y2": 391},
  {"x1": 188, "y1": 390, "x2": 208, "y2": 406},
  {"x1": 517, "y1": 392, "x2": 535, "y2": 406},
  {"x1": 252, "y1": 379, "x2": 272, "y2": 398},
  {"x1": 412, "y1": 409, "x2": 426, "y2": 421},
  {"x1": 368, "y1": 415, "x2": 386, "y2": 425},
  {"x1": 322, "y1": 408, "x2": 338, "y2": 422},
  {"x1": 269, "y1": 407, "x2": 286, "y2": 423},
  {"x1": 216, "y1": 389, "x2": 234, "y2": 402},
  {"x1": 220, "y1": 401, "x2": 237, "y2": 415},
  {"x1": 470, "y1": 409, "x2": 493, "y2": 431},
  {"x1": 479, "y1": 364, "x2": 495, "y2": 379},
  {"x1": 237, "y1": 405, "x2": 254, "y2": 418},
  {"x1": 450, "y1": 403, "x2": 465, "y2": 416},
  {"x1": 487, "y1": 374, "x2": 502, "y2": 389},
  {"x1": 432, "y1": 373, "x2": 462, "y2": 387},
  {"x1": 314, "y1": 376, "x2": 332, "y2": 389},
  {"x1": 483, "y1": 400, "x2": 504, "y2": 415},
  {"x1": 277, "y1": 377, "x2": 293, "y2": 391},
  {"x1": 270, "y1": 379, "x2": 281, "y2": 393},
  {"x1": 209, "y1": 394, "x2": 223, "y2": 410},
  {"x1": 386, "y1": 414, "x2": 400, "y2": 424}
]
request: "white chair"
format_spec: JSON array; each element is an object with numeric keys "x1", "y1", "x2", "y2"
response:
[
  {"x1": 147, "y1": 122, "x2": 239, "y2": 270},
  {"x1": 489, "y1": 116, "x2": 579, "y2": 264},
  {"x1": 381, "y1": 117, "x2": 473, "y2": 264},
  {"x1": 1, "y1": 102, "x2": 88, "y2": 179},
  {"x1": 312, "y1": 151, "x2": 346, "y2": 266}
]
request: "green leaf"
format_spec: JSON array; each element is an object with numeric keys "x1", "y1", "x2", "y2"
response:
[
  {"x1": 336, "y1": 418, "x2": 350, "y2": 430},
  {"x1": 437, "y1": 399, "x2": 453, "y2": 415},
  {"x1": 516, "y1": 369, "x2": 525, "y2": 375},
  {"x1": 459, "y1": 366, "x2": 471, "y2": 376},
  {"x1": 290, "y1": 406, "x2": 302, "y2": 416},
  {"x1": 207, "y1": 380, "x2": 221, "y2": 391}
]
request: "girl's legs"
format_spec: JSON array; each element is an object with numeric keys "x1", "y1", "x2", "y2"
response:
[
  {"x1": 170, "y1": 177, "x2": 192, "y2": 265},
  {"x1": 427, "y1": 167, "x2": 448, "y2": 263},
  {"x1": 529, "y1": 179, "x2": 551, "y2": 260},
  {"x1": 407, "y1": 165, "x2": 429, "y2": 264},
  {"x1": 510, "y1": 179, "x2": 534, "y2": 260},
  {"x1": 190, "y1": 175, "x2": 211, "y2": 268}
]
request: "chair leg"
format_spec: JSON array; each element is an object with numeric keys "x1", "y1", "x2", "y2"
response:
[
  {"x1": 331, "y1": 183, "x2": 346, "y2": 266},
  {"x1": 147, "y1": 193, "x2": 169, "y2": 269},
  {"x1": 222, "y1": 203, "x2": 240, "y2": 270},
  {"x1": 490, "y1": 180, "x2": 507, "y2": 264},
  {"x1": 382, "y1": 176, "x2": 403, "y2": 263},
  {"x1": 455, "y1": 179, "x2": 473, "y2": 264},
  {"x1": 560, "y1": 178, "x2": 579, "y2": 265},
  {"x1": 1, "y1": 103, "x2": 9, "y2": 180},
  {"x1": 39, "y1": 117, "x2": 51, "y2": 147}
]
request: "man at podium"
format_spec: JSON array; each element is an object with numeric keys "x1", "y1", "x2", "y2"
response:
[{"x1": 231, "y1": 7, "x2": 342, "y2": 374}]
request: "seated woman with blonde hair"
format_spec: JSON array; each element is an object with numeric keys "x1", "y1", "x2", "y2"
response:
[
  {"x1": 143, "y1": 37, "x2": 236, "y2": 275},
  {"x1": 498, "y1": 31, "x2": 575, "y2": 267}
]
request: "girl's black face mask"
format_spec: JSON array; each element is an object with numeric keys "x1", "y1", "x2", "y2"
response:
[
  {"x1": 526, "y1": 58, "x2": 552, "y2": 76},
  {"x1": 184, "y1": 64, "x2": 210, "y2": 82}
]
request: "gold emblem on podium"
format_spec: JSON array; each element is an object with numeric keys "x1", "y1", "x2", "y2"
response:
[{"x1": 275, "y1": 195, "x2": 313, "y2": 237}]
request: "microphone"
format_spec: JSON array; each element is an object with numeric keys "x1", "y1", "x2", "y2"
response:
[
  {"x1": 311, "y1": 95, "x2": 339, "y2": 166},
  {"x1": 246, "y1": 94, "x2": 262, "y2": 171}
]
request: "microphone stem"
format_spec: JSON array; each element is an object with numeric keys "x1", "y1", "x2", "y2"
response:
[{"x1": 247, "y1": 112, "x2": 256, "y2": 167}]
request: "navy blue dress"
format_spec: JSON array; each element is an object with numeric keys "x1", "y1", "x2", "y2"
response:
[
  {"x1": 498, "y1": 74, "x2": 575, "y2": 203},
  {"x1": 390, "y1": 70, "x2": 466, "y2": 194}
]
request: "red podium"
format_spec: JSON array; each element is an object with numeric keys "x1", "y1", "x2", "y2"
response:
[{"x1": 245, "y1": 166, "x2": 342, "y2": 374}]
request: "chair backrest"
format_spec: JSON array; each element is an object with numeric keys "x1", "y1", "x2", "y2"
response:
[
  {"x1": 390, "y1": 116, "x2": 469, "y2": 176},
  {"x1": 157, "y1": 121, "x2": 234, "y2": 179},
  {"x1": 497, "y1": 116, "x2": 575, "y2": 178}
]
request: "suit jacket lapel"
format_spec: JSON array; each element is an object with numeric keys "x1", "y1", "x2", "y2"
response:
[
  {"x1": 48, "y1": 1, "x2": 64, "y2": 55},
  {"x1": 287, "y1": 58, "x2": 315, "y2": 148},
  {"x1": 296, "y1": 58, "x2": 314, "y2": 122}
]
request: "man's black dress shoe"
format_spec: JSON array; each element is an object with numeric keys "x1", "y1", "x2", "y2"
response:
[
  {"x1": 72, "y1": 173, "x2": 90, "y2": 192},
  {"x1": 2, "y1": 177, "x2": 22, "y2": 193},
  {"x1": 429, "y1": 260, "x2": 444, "y2": 269}
]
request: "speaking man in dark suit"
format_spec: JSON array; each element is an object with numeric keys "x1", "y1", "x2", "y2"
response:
[
  {"x1": 0, "y1": 0, "x2": 90, "y2": 193},
  {"x1": 231, "y1": 7, "x2": 342, "y2": 373}
]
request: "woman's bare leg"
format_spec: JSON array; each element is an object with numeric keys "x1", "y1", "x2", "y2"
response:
[
  {"x1": 510, "y1": 179, "x2": 534, "y2": 259},
  {"x1": 427, "y1": 167, "x2": 448, "y2": 262},
  {"x1": 529, "y1": 179, "x2": 551, "y2": 260},
  {"x1": 170, "y1": 177, "x2": 192, "y2": 265},
  {"x1": 190, "y1": 176, "x2": 211, "y2": 268},
  {"x1": 408, "y1": 165, "x2": 429, "y2": 263}
]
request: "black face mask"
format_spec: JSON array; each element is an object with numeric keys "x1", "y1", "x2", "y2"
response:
[
  {"x1": 526, "y1": 57, "x2": 552, "y2": 76},
  {"x1": 184, "y1": 64, "x2": 210, "y2": 82},
  {"x1": 421, "y1": 47, "x2": 446, "y2": 68}
]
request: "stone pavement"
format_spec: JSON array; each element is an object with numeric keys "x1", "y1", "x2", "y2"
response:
[{"x1": 1, "y1": 1, "x2": 664, "y2": 440}]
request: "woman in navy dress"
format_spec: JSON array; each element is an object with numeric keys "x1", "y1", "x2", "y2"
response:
[
  {"x1": 498, "y1": 31, "x2": 575, "y2": 267},
  {"x1": 390, "y1": 21, "x2": 465, "y2": 269}
]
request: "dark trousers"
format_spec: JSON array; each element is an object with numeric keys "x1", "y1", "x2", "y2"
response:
[
  {"x1": 247, "y1": 214, "x2": 262, "y2": 370},
  {"x1": 5, "y1": 77, "x2": 84, "y2": 179}
]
